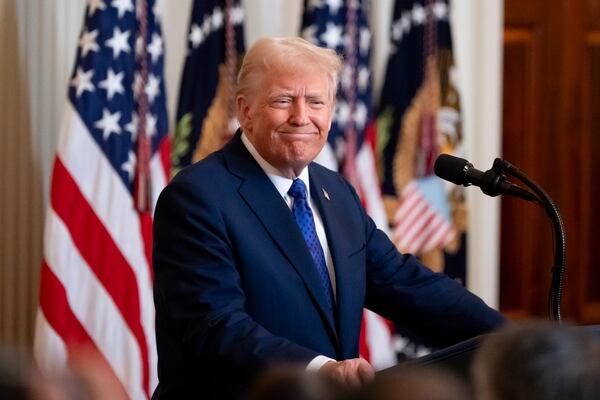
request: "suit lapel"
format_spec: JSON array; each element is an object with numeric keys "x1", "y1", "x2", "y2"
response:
[
  {"x1": 223, "y1": 134, "x2": 338, "y2": 341},
  {"x1": 309, "y1": 164, "x2": 364, "y2": 355}
]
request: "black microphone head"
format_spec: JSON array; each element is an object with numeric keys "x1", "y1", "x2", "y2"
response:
[{"x1": 434, "y1": 154, "x2": 471, "y2": 185}]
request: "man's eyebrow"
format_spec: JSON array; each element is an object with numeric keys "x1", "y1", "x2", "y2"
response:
[{"x1": 267, "y1": 90, "x2": 294, "y2": 98}]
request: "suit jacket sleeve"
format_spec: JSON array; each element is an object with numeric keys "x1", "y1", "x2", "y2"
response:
[
  {"x1": 347, "y1": 182, "x2": 506, "y2": 347},
  {"x1": 152, "y1": 170, "x2": 320, "y2": 385}
]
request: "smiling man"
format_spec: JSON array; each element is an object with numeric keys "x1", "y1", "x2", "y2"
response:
[{"x1": 152, "y1": 37, "x2": 505, "y2": 399}]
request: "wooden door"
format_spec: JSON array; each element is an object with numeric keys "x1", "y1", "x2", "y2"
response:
[{"x1": 501, "y1": 0, "x2": 600, "y2": 323}]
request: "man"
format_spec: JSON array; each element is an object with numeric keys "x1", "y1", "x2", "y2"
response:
[{"x1": 152, "y1": 37, "x2": 505, "y2": 399}]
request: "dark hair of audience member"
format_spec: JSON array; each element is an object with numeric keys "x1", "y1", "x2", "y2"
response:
[
  {"x1": 245, "y1": 365, "x2": 351, "y2": 400},
  {"x1": 353, "y1": 365, "x2": 471, "y2": 400},
  {"x1": 472, "y1": 321, "x2": 600, "y2": 400}
]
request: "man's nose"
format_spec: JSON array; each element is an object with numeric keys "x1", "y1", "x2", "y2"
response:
[{"x1": 289, "y1": 100, "x2": 309, "y2": 125}]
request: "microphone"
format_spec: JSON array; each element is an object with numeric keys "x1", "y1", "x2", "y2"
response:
[{"x1": 434, "y1": 154, "x2": 537, "y2": 201}]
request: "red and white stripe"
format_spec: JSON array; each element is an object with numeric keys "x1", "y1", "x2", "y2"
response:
[
  {"x1": 355, "y1": 142, "x2": 389, "y2": 235},
  {"x1": 34, "y1": 102, "x2": 168, "y2": 398},
  {"x1": 392, "y1": 181, "x2": 454, "y2": 254}
]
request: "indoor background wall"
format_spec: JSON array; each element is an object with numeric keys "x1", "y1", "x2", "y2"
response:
[{"x1": 0, "y1": 0, "x2": 503, "y2": 348}]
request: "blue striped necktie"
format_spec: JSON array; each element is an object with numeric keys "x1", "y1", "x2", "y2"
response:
[{"x1": 288, "y1": 179, "x2": 335, "y2": 313}]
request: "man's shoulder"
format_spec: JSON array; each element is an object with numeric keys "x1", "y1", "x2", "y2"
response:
[
  {"x1": 309, "y1": 162, "x2": 353, "y2": 193},
  {"x1": 172, "y1": 151, "x2": 229, "y2": 183},
  {"x1": 161, "y1": 150, "x2": 238, "y2": 205}
]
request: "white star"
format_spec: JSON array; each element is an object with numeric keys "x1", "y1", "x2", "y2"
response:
[
  {"x1": 320, "y1": 22, "x2": 343, "y2": 49},
  {"x1": 359, "y1": 28, "x2": 371, "y2": 55},
  {"x1": 126, "y1": 113, "x2": 156, "y2": 140},
  {"x1": 106, "y1": 27, "x2": 131, "y2": 58},
  {"x1": 432, "y1": 1, "x2": 448, "y2": 19},
  {"x1": 412, "y1": 3, "x2": 427, "y2": 25},
  {"x1": 125, "y1": 113, "x2": 138, "y2": 140},
  {"x1": 79, "y1": 29, "x2": 99, "y2": 57},
  {"x1": 229, "y1": 5, "x2": 244, "y2": 25},
  {"x1": 87, "y1": 0, "x2": 106, "y2": 16},
  {"x1": 353, "y1": 101, "x2": 368, "y2": 130},
  {"x1": 121, "y1": 151, "x2": 136, "y2": 181},
  {"x1": 94, "y1": 108, "x2": 122, "y2": 140},
  {"x1": 98, "y1": 68, "x2": 125, "y2": 100},
  {"x1": 147, "y1": 33, "x2": 163, "y2": 64},
  {"x1": 211, "y1": 8, "x2": 223, "y2": 30},
  {"x1": 324, "y1": 0, "x2": 343, "y2": 14},
  {"x1": 145, "y1": 74, "x2": 160, "y2": 103},
  {"x1": 70, "y1": 67, "x2": 95, "y2": 97},
  {"x1": 145, "y1": 113, "x2": 157, "y2": 137},
  {"x1": 340, "y1": 63, "x2": 353, "y2": 91},
  {"x1": 334, "y1": 135, "x2": 346, "y2": 160},
  {"x1": 189, "y1": 24, "x2": 204, "y2": 48},
  {"x1": 111, "y1": 0, "x2": 133, "y2": 19},
  {"x1": 357, "y1": 66, "x2": 370, "y2": 93},
  {"x1": 302, "y1": 25, "x2": 318, "y2": 44},
  {"x1": 335, "y1": 100, "x2": 350, "y2": 126}
]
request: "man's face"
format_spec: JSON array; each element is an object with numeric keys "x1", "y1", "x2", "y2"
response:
[{"x1": 237, "y1": 65, "x2": 333, "y2": 178}]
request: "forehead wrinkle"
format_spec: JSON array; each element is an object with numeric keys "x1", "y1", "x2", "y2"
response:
[{"x1": 267, "y1": 85, "x2": 328, "y2": 100}]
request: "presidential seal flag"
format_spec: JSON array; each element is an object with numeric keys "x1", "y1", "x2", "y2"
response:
[
  {"x1": 301, "y1": 0, "x2": 395, "y2": 371},
  {"x1": 172, "y1": 0, "x2": 245, "y2": 175},
  {"x1": 34, "y1": 0, "x2": 170, "y2": 397},
  {"x1": 378, "y1": 0, "x2": 464, "y2": 276},
  {"x1": 377, "y1": 0, "x2": 465, "y2": 357}
]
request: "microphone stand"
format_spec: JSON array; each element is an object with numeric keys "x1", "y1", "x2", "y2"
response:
[{"x1": 492, "y1": 158, "x2": 566, "y2": 322}]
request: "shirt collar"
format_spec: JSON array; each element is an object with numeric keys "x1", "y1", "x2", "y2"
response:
[{"x1": 241, "y1": 132, "x2": 310, "y2": 199}]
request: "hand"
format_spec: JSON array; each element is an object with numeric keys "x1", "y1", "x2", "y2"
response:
[{"x1": 319, "y1": 358, "x2": 375, "y2": 387}]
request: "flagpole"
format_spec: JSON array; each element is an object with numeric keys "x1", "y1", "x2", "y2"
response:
[{"x1": 135, "y1": 0, "x2": 152, "y2": 213}]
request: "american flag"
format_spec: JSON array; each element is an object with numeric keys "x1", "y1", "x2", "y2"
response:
[
  {"x1": 172, "y1": 0, "x2": 245, "y2": 175},
  {"x1": 34, "y1": 0, "x2": 169, "y2": 398},
  {"x1": 301, "y1": 0, "x2": 396, "y2": 370}
]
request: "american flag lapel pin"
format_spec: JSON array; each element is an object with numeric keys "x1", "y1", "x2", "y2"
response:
[{"x1": 322, "y1": 188, "x2": 330, "y2": 201}]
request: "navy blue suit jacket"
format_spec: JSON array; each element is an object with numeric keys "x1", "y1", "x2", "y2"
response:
[{"x1": 152, "y1": 133, "x2": 504, "y2": 399}]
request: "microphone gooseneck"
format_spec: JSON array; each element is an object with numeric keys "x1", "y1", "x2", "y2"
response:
[{"x1": 433, "y1": 153, "x2": 565, "y2": 322}]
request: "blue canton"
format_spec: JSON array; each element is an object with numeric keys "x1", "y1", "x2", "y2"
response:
[{"x1": 68, "y1": 0, "x2": 168, "y2": 191}]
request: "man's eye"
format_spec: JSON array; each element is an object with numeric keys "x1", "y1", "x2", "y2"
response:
[{"x1": 271, "y1": 100, "x2": 290, "y2": 108}]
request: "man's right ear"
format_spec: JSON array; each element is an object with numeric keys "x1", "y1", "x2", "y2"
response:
[{"x1": 236, "y1": 95, "x2": 251, "y2": 129}]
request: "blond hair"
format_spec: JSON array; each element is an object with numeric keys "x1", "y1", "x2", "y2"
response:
[{"x1": 236, "y1": 36, "x2": 342, "y2": 101}]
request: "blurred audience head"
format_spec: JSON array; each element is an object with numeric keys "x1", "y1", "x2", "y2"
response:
[
  {"x1": 0, "y1": 343, "x2": 129, "y2": 400},
  {"x1": 246, "y1": 365, "x2": 350, "y2": 400},
  {"x1": 472, "y1": 320, "x2": 600, "y2": 400},
  {"x1": 354, "y1": 365, "x2": 471, "y2": 400},
  {"x1": 0, "y1": 346, "x2": 32, "y2": 400}
]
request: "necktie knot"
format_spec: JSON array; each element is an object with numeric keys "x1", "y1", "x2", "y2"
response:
[{"x1": 288, "y1": 179, "x2": 307, "y2": 201}]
